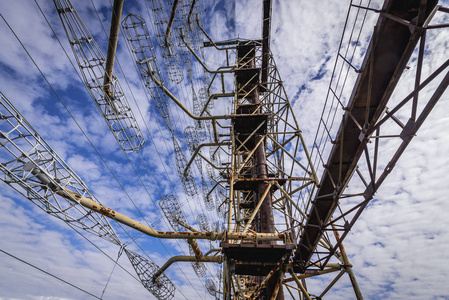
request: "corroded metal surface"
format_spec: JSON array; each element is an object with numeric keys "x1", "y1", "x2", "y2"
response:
[{"x1": 295, "y1": 0, "x2": 439, "y2": 267}]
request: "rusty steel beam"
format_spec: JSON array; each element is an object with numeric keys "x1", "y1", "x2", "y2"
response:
[
  {"x1": 165, "y1": 0, "x2": 179, "y2": 49},
  {"x1": 187, "y1": 238, "x2": 203, "y2": 259},
  {"x1": 57, "y1": 188, "x2": 285, "y2": 241},
  {"x1": 232, "y1": 41, "x2": 283, "y2": 300},
  {"x1": 184, "y1": 142, "x2": 232, "y2": 176},
  {"x1": 332, "y1": 224, "x2": 363, "y2": 299},
  {"x1": 147, "y1": 66, "x2": 232, "y2": 120},
  {"x1": 294, "y1": 0, "x2": 439, "y2": 267},
  {"x1": 261, "y1": 0, "x2": 271, "y2": 84},
  {"x1": 285, "y1": 265, "x2": 341, "y2": 282},
  {"x1": 180, "y1": 29, "x2": 235, "y2": 74},
  {"x1": 104, "y1": 0, "x2": 124, "y2": 96},
  {"x1": 288, "y1": 269, "x2": 312, "y2": 300},
  {"x1": 187, "y1": 0, "x2": 197, "y2": 25},
  {"x1": 152, "y1": 255, "x2": 222, "y2": 281},
  {"x1": 241, "y1": 182, "x2": 273, "y2": 233}
]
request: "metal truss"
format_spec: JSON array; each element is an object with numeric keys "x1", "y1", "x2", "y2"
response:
[
  {"x1": 184, "y1": 37, "x2": 317, "y2": 299},
  {"x1": 0, "y1": 92, "x2": 121, "y2": 245},
  {"x1": 53, "y1": 0, "x2": 145, "y2": 152},
  {"x1": 228, "y1": 39, "x2": 317, "y2": 240},
  {"x1": 5, "y1": 1, "x2": 445, "y2": 299},
  {"x1": 291, "y1": 1, "x2": 449, "y2": 299}
]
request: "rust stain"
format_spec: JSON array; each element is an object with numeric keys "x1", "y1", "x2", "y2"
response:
[{"x1": 99, "y1": 206, "x2": 116, "y2": 218}]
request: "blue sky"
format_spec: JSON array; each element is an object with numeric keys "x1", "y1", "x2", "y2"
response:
[{"x1": 1, "y1": 0, "x2": 449, "y2": 299}]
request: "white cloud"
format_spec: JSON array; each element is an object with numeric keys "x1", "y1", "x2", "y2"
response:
[{"x1": 1, "y1": 0, "x2": 449, "y2": 299}]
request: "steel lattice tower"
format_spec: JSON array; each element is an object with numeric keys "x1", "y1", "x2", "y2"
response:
[{"x1": 1, "y1": 0, "x2": 448, "y2": 299}]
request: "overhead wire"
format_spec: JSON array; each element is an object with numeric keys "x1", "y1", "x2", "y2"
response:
[
  {"x1": 124, "y1": 0, "x2": 219, "y2": 235},
  {"x1": 66, "y1": 221, "x2": 140, "y2": 283},
  {"x1": 135, "y1": 0, "x2": 222, "y2": 281},
  {"x1": 100, "y1": 246, "x2": 123, "y2": 299},
  {"x1": 32, "y1": 0, "x2": 156, "y2": 249},
  {"x1": 16, "y1": 0, "x2": 224, "y2": 298},
  {"x1": 0, "y1": 248, "x2": 102, "y2": 299},
  {"x1": 135, "y1": 0, "x2": 223, "y2": 276},
  {"x1": 91, "y1": 0, "x2": 219, "y2": 293},
  {"x1": 85, "y1": 0, "x2": 208, "y2": 296},
  {"x1": 3, "y1": 3, "x2": 190, "y2": 298},
  {"x1": 3, "y1": 1, "x2": 148, "y2": 284}
]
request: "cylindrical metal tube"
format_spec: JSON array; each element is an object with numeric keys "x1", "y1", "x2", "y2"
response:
[
  {"x1": 153, "y1": 255, "x2": 222, "y2": 281},
  {"x1": 103, "y1": 0, "x2": 124, "y2": 96},
  {"x1": 57, "y1": 188, "x2": 284, "y2": 241}
]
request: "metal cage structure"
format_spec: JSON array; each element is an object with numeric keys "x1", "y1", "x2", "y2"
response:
[{"x1": 0, "y1": 0, "x2": 448, "y2": 299}]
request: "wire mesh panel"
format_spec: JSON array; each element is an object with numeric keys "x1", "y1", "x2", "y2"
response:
[
  {"x1": 53, "y1": 0, "x2": 145, "y2": 152},
  {"x1": 149, "y1": 0, "x2": 184, "y2": 84},
  {"x1": 192, "y1": 86, "x2": 202, "y2": 118},
  {"x1": 0, "y1": 93, "x2": 121, "y2": 245},
  {"x1": 216, "y1": 192, "x2": 227, "y2": 220},
  {"x1": 173, "y1": 137, "x2": 197, "y2": 196},
  {"x1": 159, "y1": 194, "x2": 187, "y2": 232},
  {"x1": 184, "y1": 125, "x2": 204, "y2": 175},
  {"x1": 168, "y1": 0, "x2": 193, "y2": 74},
  {"x1": 201, "y1": 176, "x2": 215, "y2": 211},
  {"x1": 205, "y1": 162, "x2": 216, "y2": 182},
  {"x1": 124, "y1": 248, "x2": 175, "y2": 300},
  {"x1": 188, "y1": 244, "x2": 207, "y2": 277},
  {"x1": 196, "y1": 213, "x2": 210, "y2": 232},
  {"x1": 199, "y1": 87, "x2": 212, "y2": 109},
  {"x1": 179, "y1": 0, "x2": 202, "y2": 53},
  {"x1": 122, "y1": 14, "x2": 172, "y2": 128},
  {"x1": 205, "y1": 278, "x2": 217, "y2": 297},
  {"x1": 184, "y1": 125, "x2": 199, "y2": 153}
]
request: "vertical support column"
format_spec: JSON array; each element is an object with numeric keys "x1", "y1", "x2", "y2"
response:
[
  {"x1": 261, "y1": 0, "x2": 271, "y2": 86},
  {"x1": 223, "y1": 257, "x2": 232, "y2": 300},
  {"x1": 236, "y1": 43, "x2": 275, "y2": 236},
  {"x1": 233, "y1": 42, "x2": 283, "y2": 300},
  {"x1": 104, "y1": 0, "x2": 124, "y2": 96},
  {"x1": 332, "y1": 225, "x2": 363, "y2": 300}
]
